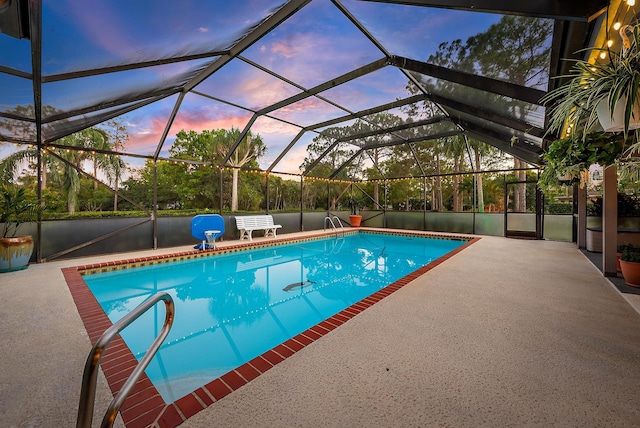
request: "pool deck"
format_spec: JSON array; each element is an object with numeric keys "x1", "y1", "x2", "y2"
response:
[{"x1": 2, "y1": 229, "x2": 640, "y2": 427}]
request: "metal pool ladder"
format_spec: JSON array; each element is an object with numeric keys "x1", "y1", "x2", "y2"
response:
[
  {"x1": 76, "y1": 292, "x2": 174, "y2": 428},
  {"x1": 324, "y1": 216, "x2": 345, "y2": 237}
]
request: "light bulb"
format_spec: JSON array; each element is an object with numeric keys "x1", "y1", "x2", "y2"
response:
[
  {"x1": 607, "y1": 39, "x2": 614, "y2": 47},
  {"x1": 600, "y1": 51, "x2": 607, "y2": 59},
  {"x1": 628, "y1": 0, "x2": 635, "y2": 6},
  {"x1": 614, "y1": 22, "x2": 622, "y2": 30}
]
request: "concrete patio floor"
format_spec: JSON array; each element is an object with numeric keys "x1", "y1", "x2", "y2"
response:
[{"x1": 1, "y1": 232, "x2": 640, "y2": 427}]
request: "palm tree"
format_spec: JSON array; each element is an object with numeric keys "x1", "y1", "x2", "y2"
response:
[
  {"x1": 1, "y1": 127, "x2": 125, "y2": 213},
  {"x1": 53, "y1": 145, "x2": 83, "y2": 213},
  {"x1": 58, "y1": 128, "x2": 128, "y2": 213},
  {"x1": 215, "y1": 128, "x2": 266, "y2": 212},
  {"x1": 82, "y1": 127, "x2": 127, "y2": 211},
  {"x1": 105, "y1": 119, "x2": 129, "y2": 211},
  {"x1": 76, "y1": 128, "x2": 110, "y2": 191},
  {"x1": 0, "y1": 145, "x2": 44, "y2": 186}
]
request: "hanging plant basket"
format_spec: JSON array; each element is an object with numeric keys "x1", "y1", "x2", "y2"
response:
[
  {"x1": 538, "y1": 131, "x2": 628, "y2": 192},
  {"x1": 596, "y1": 96, "x2": 640, "y2": 132},
  {"x1": 541, "y1": 25, "x2": 640, "y2": 138}
]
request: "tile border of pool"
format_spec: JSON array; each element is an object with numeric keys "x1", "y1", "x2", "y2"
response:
[{"x1": 63, "y1": 230, "x2": 480, "y2": 427}]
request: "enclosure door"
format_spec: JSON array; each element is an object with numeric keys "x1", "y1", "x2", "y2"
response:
[{"x1": 504, "y1": 180, "x2": 543, "y2": 239}]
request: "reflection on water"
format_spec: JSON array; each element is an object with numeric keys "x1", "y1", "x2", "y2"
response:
[{"x1": 84, "y1": 233, "x2": 464, "y2": 402}]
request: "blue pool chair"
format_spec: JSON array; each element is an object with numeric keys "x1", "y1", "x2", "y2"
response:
[{"x1": 191, "y1": 214, "x2": 225, "y2": 250}]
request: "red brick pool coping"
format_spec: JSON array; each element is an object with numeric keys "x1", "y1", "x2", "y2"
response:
[{"x1": 63, "y1": 230, "x2": 480, "y2": 427}]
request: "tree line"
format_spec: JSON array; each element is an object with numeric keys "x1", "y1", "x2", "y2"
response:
[{"x1": 0, "y1": 117, "x2": 534, "y2": 216}]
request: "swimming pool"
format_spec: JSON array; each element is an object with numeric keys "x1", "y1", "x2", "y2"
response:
[
  {"x1": 82, "y1": 231, "x2": 468, "y2": 403},
  {"x1": 65, "y1": 230, "x2": 477, "y2": 426}
]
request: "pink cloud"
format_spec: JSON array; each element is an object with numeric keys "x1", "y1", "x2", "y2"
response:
[
  {"x1": 170, "y1": 113, "x2": 252, "y2": 135},
  {"x1": 278, "y1": 97, "x2": 330, "y2": 113},
  {"x1": 235, "y1": 70, "x2": 300, "y2": 109},
  {"x1": 122, "y1": 107, "x2": 312, "y2": 173},
  {"x1": 124, "y1": 110, "x2": 253, "y2": 156},
  {"x1": 251, "y1": 29, "x2": 382, "y2": 89},
  {"x1": 269, "y1": 97, "x2": 344, "y2": 125},
  {"x1": 270, "y1": 33, "x2": 312, "y2": 59},
  {"x1": 266, "y1": 145, "x2": 308, "y2": 174},
  {"x1": 252, "y1": 116, "x2": 301, "y2": 136}
]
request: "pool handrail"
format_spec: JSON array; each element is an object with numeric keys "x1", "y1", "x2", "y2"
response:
[
  {"x1": 333, "y1": 216, "x2": 345, "y2": 237},
  {"x1": 324, "y1": 216, "x2": 345, "y2": 237},
  {"x1": 76, "y1": 292, "x2": 175, "y2": 428}
]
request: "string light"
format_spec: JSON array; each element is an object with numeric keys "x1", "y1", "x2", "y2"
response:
[
  {"x1": 607, "y1": 39, "x2": 614, "y2": 47},
  {"x1": 627, "y1": 0, "x2": 635, "y2": 6},
  {"x1": 614, "y1": 22, "x2": 622, "y2": 31},
  {"x1": 599, "y1": 51, "x2": 607, "y2": 59}
]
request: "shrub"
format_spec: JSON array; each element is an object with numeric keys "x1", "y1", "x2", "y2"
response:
[
  {"x1": 621, "y1": 244, "x2": 640, "y2": 263},
  {"x1": 546, "y1": 203, "x2": 572, "y2": 214}
]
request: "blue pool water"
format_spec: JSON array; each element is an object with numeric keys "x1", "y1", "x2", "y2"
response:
[{"x1": 84, "y1": 232, "x2": 466, "y2": 402}]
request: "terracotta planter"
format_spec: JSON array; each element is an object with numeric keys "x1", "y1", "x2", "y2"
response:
[
  {"x1": 0, "y1": 236, "x2": 34, "y2": 273},
  {"x1": 349, "y1": 215, "x2": 362, "y2": 227},
  {"x1": 617, "y1": 252, "x2": 622, "y2": 273},
  {"x1": 619, "y1": 259, "x2": 640, "y2": 288}
]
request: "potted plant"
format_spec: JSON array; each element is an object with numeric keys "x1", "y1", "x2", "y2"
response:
[
  {"x1": 538, "y1": 131, "x2": 628, "y2": 192},
  {"x1": 620, "y1": 244, "x2": 640, "y2": 287},
  {"x1": 617, "y1": 243, "x2": 633, "y2": 273},
  {"x1": 541, "y1": 24, "x2": 640, "y2": 137},
  {"x1": 0, "y1": 184, "x2": 43, "y2": 272},
  {"x1": 347, "y1": 195, "x2": 365, "y2": 227}
]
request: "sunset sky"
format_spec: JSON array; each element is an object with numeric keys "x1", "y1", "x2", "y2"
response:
[{"x1": 0, "y1": 0, "x2": 526, "y2": 175}]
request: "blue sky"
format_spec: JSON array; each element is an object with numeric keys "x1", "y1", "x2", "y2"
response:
[{"x1": 1, "y1": 0, "x2": 533, "y2": 174}]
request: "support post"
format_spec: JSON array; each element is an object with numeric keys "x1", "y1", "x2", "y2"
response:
[
  {"x1": 602, "y1": 165, "x2": 617, "y2": 276},
  {"x1": 472, "y1": 173, "x2": 477, "y2": 235},
  {"x1": 152, "y1": 161, "x2": 158, "y2": 249},
  {"x1": 536, "y1": 184, "x2": 543, "y2": 239},
  {"x1": 576, "y1": 184, "x2": 587, "y2": 249},
  {"x1": 423, "y1": 176, "x2": 427, "y2": 231},
  {"x1": 300, "y1": 176, "x2": 304, "y2": 232},
  {"x1": 384, "y1": 180, "x2": 388, "y2": 228},
  {"x1": 265, "y1": 173, "x2": 270, "y2": 214},
  {"x1": 219, "y1": 167, "x2": 224, "y2": 213},
  {"x1": 36, "y1": 144, "x2": 42, "y2": 263},
  {"x1": 503, "y1": 175, "x2": 508, "y2": 237},
  {"x1": 327, "y1": 181, "x2": 331, "y2": 216}
]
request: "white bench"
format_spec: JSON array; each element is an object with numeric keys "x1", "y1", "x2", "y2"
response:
[{"x1": 235, "y1": 215, "x2": 282, "y2": 241}]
